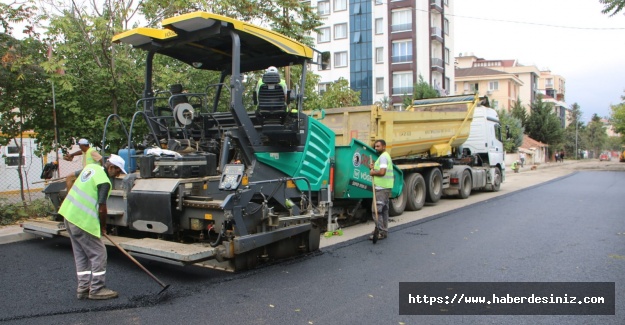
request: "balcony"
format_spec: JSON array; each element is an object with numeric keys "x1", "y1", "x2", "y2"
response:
[
  {"x1": 430, "y1": 27, "x2": 443, "y2": 43},
  {"x1": 392, "y1": 54, "x2": 413, "y2": 63},
  {"x1": 392, "y1": 86, "x2": 413, "y2": 95},
  {"x1": 391, "y1": 23, "x2": 412, "y2": 33},
  {"x1": 430, "y1": 0, "x2": 443, "y2": 12},
  {"x1": 431, "y1": 57, "x2": 444, "y2": 73}
]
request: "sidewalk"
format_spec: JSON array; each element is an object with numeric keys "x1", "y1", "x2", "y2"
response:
[{"x1": 0, "y1": 224, "x2": 35, "y2": 245}]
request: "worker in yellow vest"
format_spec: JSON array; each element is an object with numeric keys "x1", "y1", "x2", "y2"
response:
[
  {"x1": 368, "y1": 139, "x2": 394, "y2": 241},
  {"x1": 58, "y1": 154, "x2": 127, "y2": 300},
  {"x1": 64, "y1": 138, "x2": 103, "y2": 166}
]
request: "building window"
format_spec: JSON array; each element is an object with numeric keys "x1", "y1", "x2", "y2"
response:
[
  {"x1": 321, "y1": 51, "x2": 331, "y2": 70},
  {"x1": 319, "y1": 83, "x2": 328, "y2": 95},
  {"x1": 375, "y1": 18, "x2": 384, "y2": 34},
  {"x1": 334, "y1": 51, "x2": 348, "y2": 68},
  {"x1": 392, "y1": 71, "x2": 413, "y2": 95},
  {"x1": 334, "y1": 0, "x2": 347, "y2": 12},
  {"x1": 444, "y1": 18, "x2": 449, "y2": 35},
  {"x1": 546, "y1": 78, "x2": 554, "y2": 88},
  {"x1": 317, "y1": 27, "x2": 330, "y2": 43},
  {"x1": 4, "y1": 145, "x2": 25, "y2": 167},
  {"x1": 318, "y1": 1, "x2": 330, "y2": 15},
  {"x1": 376, "y1": 77, "x2": 384, "y2": 94},
  {"x1": 375, "y1": 47, "x2": 384, "y2": 63},
  {"x1": 392, "y1": 40, "x2": 412, "y2": 63},
  {"x1": 489, "y1": 81, "x2": 499, "y2": 91},
  {"x1": 444, "y1": 48, "x2": 450, "y2": 64},
  {"x1": 391, "y1": 9, "x2": 412, "y2": 32},
  {"x1": 445, "y1": 77, "x2": 450, "y2": 95},
  {"x1": 393, "y1": 103, "x2": 404, "y2": 111},
  {"x1": 334, "y1": 23, "x2": 347, "y2": 39}
]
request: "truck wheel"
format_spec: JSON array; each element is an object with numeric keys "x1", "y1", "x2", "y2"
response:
[
  {"x1": 405, "y1": 173, "x2": 426, "y2": 211},
  {"x1": 489, "y1": 168, "x2": 501, "y2": 192},
  {"x1": 425, "y1": 168, "x2": 443, "y2": 203},
  {"x1": 389, "y1": 184, "x2": 407, "y2": 216},
  {"x1": 457, "y1": 170, "x2": 472, "y2": 199}
]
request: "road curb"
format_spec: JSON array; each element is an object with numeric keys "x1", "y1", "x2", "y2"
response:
[{"x1": 0, "y1": 225, "x2": 36, "y2": 245}]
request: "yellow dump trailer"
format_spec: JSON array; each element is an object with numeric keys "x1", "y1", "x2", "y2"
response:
[
  {"x1": 315, "y1": 95, "x2": 477, "y2": 159},
  {"x1": 310, "y1": 95, "x2": 506, "y2": 216}
]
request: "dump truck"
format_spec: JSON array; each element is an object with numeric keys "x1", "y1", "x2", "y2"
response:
[
  {"x1": 22, "y1": 11, "x2": 404, "y2": 271},
  {"x1": 312, "y1": 94, "x2": 506, "y2": 216}
]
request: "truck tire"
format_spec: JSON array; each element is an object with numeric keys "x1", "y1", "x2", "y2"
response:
[
  {"x1": 489, "y1": 168, "x2": 501, "y2": 192},
  {"x1": 389, "y1": 185, "x2": 407, "y2": 216},
  {"x1": 405, "y1": 173, "x2": 426, "y2": 211},
  {"x1": 457, "y1": 170, "x2": 472, "y2": 199},
  {"x1": 425, "y1": 168, "x2": 443, "y2": 203}
]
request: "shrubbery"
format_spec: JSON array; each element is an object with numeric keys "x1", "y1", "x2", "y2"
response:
[{"x1": 0, "y1": 198, "x2": 53, "y2": 226}]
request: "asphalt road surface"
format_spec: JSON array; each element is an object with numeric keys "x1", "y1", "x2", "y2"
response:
[{"x1": 1, "y1": 162, "x2": 624, "y2": 324}]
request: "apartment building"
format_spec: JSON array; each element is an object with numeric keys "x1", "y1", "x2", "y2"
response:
[
  {"x1": 454, "y1": 66, "x2": 522, "y2": 111},
  {"x1": 538, "y1": 70, "x2": 568, "y2": 127},
  {"x1": 455, "y1": 54, "x2": 541, "y2": 111},
  {"x1": 309, "y1": 0, "x2": 455, "y2": 109}
]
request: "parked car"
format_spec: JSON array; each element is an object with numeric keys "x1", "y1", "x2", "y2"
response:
[{"x1": 599, "y1": 152, "x2": 610, "y2": 161}]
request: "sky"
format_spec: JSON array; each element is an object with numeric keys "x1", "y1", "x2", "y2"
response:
[{"x1": 453, "y1": 0, "x2": 625, "y2": 121}]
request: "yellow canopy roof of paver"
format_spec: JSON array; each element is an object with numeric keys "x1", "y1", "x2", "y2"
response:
[{"x1": 113, "y1": 11, "x2": 314, "y2": 73}]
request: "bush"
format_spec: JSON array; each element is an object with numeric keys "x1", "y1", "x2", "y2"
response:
[{"x1": 0, "y1": 198, "x2": 54, "y2": 226}]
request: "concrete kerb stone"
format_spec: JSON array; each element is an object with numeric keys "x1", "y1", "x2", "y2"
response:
[{"x1": 0, "y1": 225, "x2": 35, "y2": 245}]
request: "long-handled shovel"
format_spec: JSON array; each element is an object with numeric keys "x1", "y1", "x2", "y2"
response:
[
  {"x1": 103, "y1": 233, "x2": 171, "y2": 294},
  {"x1": 371, "y1": 156, "x2": 379, "y2": 245}
]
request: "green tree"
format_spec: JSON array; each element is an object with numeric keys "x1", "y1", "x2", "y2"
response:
[
  {"x1": 585, "y1": 113, "x2": 608, "y2": 157},
  {"x1": 29, "y1": 0, "x2": 325, "y2": 153},
  {"x1": 497, "y1": 109, "x2": 524, "y2": 153},
  {"x1": 562, "y1": 103, "x2": 584, "y2": 158},
  {"x1": 609, "y1": 90, "x2": 625, "y2": 136},
  {"x1": 413, "y1": 74, "x2": 439, "y2": 100},
  {"x1": 0, "y1": 0, "x2": 38, "y2": 36},
  {"x1": 318, "y1": 77, "x2": 361, "y2": 109},
  {"x1": 510, "y1": 98, "x2": 527, "y2": 127},
  {"x1": 599, "y1": 0, "x2": 625, "y2": 16},
  {"x1": 0, "y1": 33, "x2": 50, "y2": 203},
  {"x1": 525, "y1": 95, "x2": 564, "y2": 153},
  {"x1": 374, "y1": 96, "x2": 392, "y2": 110}
]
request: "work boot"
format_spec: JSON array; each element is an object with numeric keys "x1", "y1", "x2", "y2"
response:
[
  {"x1": 89, "y1": 288, "x2": 119, "y2": 300},
  {"x1": 77, "y1": 288, "x2": 89, "y2": 300}
]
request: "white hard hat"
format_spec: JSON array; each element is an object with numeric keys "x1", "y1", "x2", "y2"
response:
[
  {"x1": 108, "y1": 154, "x2": 127, "y2": 174},
  {"x1": 78, "y1": 138, "x2": 89, "y2": 145},
  {"x1": 266, "y1": 66, "x2": 278, "y2": 73}
]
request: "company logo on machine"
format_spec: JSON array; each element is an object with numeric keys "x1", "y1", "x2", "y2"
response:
[
  {"x1": 80, "y1": 168, "x2": 95, "y2": 182},
  {"x1": 352, "y1": 152, "x2": 361, "y2": 167}
]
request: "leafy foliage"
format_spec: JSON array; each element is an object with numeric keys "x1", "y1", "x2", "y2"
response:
[
  {"x1": 599, "y1": 0, "x2": 625, "y2": 16},
  {"x1": 497, "y1": 109, "x2": 524, "y2": 153},
  {"x1": 609, "y1": 90, "x2": 625, "y2": 136},
  {"x1": 413, "y1": 74, "x2": 439, "y2": 100},
  {"x1": 562, "y1": 103, "x2": 586, "y2": 159},
  {"x1": 525, "y1": 95, "x2": 564, "y2": 151},
  {"x1": 316, "y1": 78, "x2": 360, "y2": 109},
  {"x1": 0, "y1": 198, "x2": 53, "y2": 225},
  {"x1": 510, "y1": 98, "x2": 527, "y2": 127},
  {"x1": 585, "y1": 114, "x2": 608, "y2": 156}
]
